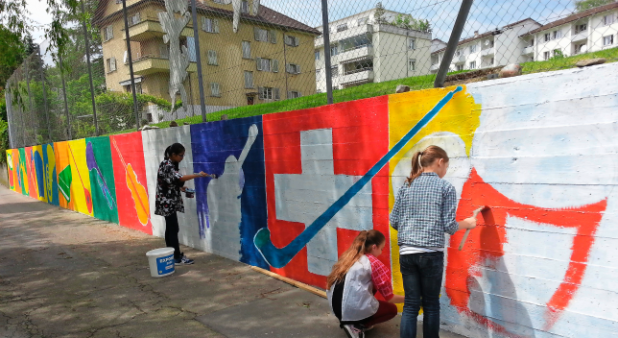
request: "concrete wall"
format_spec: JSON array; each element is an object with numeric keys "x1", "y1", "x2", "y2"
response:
[{"x1": 6, "y1": 61, "x2": 618, "y2": 337}]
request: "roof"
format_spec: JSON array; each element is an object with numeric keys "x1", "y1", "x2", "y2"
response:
[
  {"x1": 93, "y1": 0, "x2": 320, "y2": 35},
  {"x1": 432, "y1": 18, "x2": 539, "y2": 54},
  {"x1": 522, "y1": 2, "x2": 618, "y2": 36}
]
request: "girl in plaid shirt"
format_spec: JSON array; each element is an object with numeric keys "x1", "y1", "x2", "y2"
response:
[
  {"x1": 326, "y1": 230, "x2": 405, "y2": 338},
  {"x1": 390, "y1": 145, "x2": 476, "y2": 338}
]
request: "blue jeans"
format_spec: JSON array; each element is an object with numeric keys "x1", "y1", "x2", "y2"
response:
[{"x1": 400, "y1": 252, "x2": 444, "y2": 338}]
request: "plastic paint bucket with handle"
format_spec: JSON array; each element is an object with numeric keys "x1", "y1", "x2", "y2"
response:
[{"x1": 146, "y1": 248, "x2": 175, "y2": 277}]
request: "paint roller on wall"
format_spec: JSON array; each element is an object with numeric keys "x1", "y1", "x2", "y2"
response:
[{"x1": 458, "y1": 205, "x2": 492, "y2": 251}]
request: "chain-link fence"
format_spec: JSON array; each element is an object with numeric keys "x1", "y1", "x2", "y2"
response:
[{"x1": 6, "y1": 0, "x2": 618, "y2": 148}]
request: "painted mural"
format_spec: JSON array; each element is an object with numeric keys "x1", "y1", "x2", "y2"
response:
[{"x1": 5, "y1": 62, "x2": 618, "y2": 337}]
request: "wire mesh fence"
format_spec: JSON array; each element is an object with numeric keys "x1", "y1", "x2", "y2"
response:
[{"x1": 5, "y1": 0, "x2": 618, "y2": 149}]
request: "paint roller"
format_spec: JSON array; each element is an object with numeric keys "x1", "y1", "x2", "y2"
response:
[{"x1": 458, "y1": 206, "x2": 490, "y2": 251}]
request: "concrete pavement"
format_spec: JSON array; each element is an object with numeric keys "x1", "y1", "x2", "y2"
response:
[{"x1": 0, "y1": 185, "x2": 464, "y2": 338}]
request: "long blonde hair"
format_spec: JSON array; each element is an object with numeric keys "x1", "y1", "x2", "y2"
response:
[
  {"x1": 406, "y1": 145, "x2": 449, "y2": 185},
  {"x1": 326, "y1": 230, "x2": 386, "y2": 289}
]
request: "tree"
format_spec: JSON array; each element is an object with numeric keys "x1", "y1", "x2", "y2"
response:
[
  {"x1": 374, "y1": 2, "x2": 387, "y2": 25},
  {"x1": 575, "y1": 0, "x2": 616, "y2": 12}
]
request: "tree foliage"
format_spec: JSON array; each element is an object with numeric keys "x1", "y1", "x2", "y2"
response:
[
  {"x1": 374, "y1": 2, "x2": 388, "y2": 25},
  {"x1": 575, "y1": 0, "x2": 616, "y2": 12},
  {"x1": 391, "y1": 14, "x2": 432, "y2": 33}
]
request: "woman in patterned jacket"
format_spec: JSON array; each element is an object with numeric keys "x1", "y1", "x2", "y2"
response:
[
  {"x1": 155, "y1": 143, "x2": 214, "y2": 265},
  {"x1": 390, "y1": 145, "x2": 476, "y2": 338}
]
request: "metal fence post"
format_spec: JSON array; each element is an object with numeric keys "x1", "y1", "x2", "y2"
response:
[
  {"x1": 122, "y1": 0, "x2": 142, "y2": 130},
  {"x1": 81, "y1": 0, "x2": 99, "y2": 136},
  {"x1": 38, "y1": 49, "x2": 52, "y2": 143},
  {"x1": 58, "y1": 53, "x2": 72, "y2": 140},
  {"x1": 191, "y1": 0, "x2": 208, "y2": 122},
  {"x1": 434, "y1": 0, "x2": 474, "y2": 88},
  {"x1": 320, "y1": 0, "x2": 334, "y2": 105}
]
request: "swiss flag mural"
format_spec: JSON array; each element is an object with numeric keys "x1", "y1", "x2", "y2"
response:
[{"x1": 262, "y1": 97, "x2": 391, "y2": 288}]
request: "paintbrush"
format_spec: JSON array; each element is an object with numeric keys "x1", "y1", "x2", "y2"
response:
[{"x1": 458, "y1": 206, "x2": 489, "y2": 251}]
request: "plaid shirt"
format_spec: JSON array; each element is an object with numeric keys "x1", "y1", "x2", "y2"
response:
[
  {"x1": 390, "y1": 172, "x2": 459, "y2": 248},
  {"x1": 366, "y1": 254, "x2": 394, "y2": 301}
]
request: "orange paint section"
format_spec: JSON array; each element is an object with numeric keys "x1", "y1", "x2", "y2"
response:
[{"x1": 447, "y1": 169, "x2": 607, "y2": 331}]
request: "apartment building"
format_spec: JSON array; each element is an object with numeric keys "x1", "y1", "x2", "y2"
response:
[
  {"x1": 521, "y1": 2, "x2": 618, "y2": 62},
  {"x1": 94, "y1": 0, "x2": 319, "y2": 121},
  {"x1": 431, "y1": 19, "x2": 541, "y2": 73},
  {"x1": 314, "y1": 9, "x2": 432, "y2": 91}
]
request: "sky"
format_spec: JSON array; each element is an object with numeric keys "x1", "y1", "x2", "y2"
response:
[{"x1": 25, "y1": 0, "x2": 579, "y2": 60}]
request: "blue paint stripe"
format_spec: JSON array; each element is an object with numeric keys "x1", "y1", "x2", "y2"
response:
[{"x1": 254, "y1": 86, "x2": 463, "y2": 268}]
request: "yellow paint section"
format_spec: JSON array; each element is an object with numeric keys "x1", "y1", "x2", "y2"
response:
[
  {"x1": 6, "y1": 150, "x2": 15, "y2": 192},
  {"x1": 387, "y1": 86, "x2": 481, "y2": 310},
  {"x1": 67, "y1": 139, "x2": 93, "y2": 217}
]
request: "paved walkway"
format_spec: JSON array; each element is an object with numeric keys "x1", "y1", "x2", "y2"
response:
[{"x1": 0, "y1": 185, "x2": 464, "y2": 338}]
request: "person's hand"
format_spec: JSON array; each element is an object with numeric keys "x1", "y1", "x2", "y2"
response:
[
  {"x1": 198, "y1": 171, "x2": 207, "y2": 177},
  {"x1": 180, "y1": 187, "x2": 187, "y2": 192},
  {"x1": 463, "y1": 217, "x2": 477, "y2": 229}
]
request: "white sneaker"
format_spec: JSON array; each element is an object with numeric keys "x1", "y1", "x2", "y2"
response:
[{"x1": 343, "y1": 324, "x2": 364, "y2": 338}]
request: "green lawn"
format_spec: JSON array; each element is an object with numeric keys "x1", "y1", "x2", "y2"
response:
[{"x1": 108, "y1": 46, "x2": 618, "y2": 135}]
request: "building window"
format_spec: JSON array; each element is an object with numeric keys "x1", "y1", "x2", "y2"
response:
[
  {"x1": 242, "y1": 41, "x2": 251, "y2": 59},
  {"x1": 544, "y1": 33, "x2": 551, "y2": 42},
  {"x1": 202, "y1": 18, "x2": 219, "y2": 33},
  {"x1": 455, "y1": 64, "x2": 463, "y2": 71},
  {"x1": 408, "y1": 59, "x2": 416, "y2": 71},
  {"x1": 330, "y1": 45, "x2": 339, "y2": 56},
  {"x1": 337, "y1": 23, "x2": 348, "y2": 32},
  {"x1": 286, "y1": 63, "x2": 301, "y2": 74},
  {"x1": 241, "y1": 0, "x2": 249, "y2": 14},
  {"x1": 470, "y1": 44, "x2": 477, "y2": 53},
  {"x1": 543, "y1": 51, "x2": 550, "y2": 60},
  {"x1": 407, "y1": 38, "x2": 416, "y2": 50},
  {"x1": 289, "y1": 91, "x2": 302, "y2": 99},
  {"x1": 213, "y1": 0, "x2": 224, "y2": 3},
  {"x1": 129, "y1": 13, "x2": 140, "y2": 26},
  {"x1": 285, "y1": 35, "x2": 299, "y2": 47},
  {"x1": 455, "y1": 48, "x2": 462, "y2": 56},
  {"x1": 603, "y1": 14, "x2": 615, "y2": 26},
  {"x1": 210, "y1": 83, "x2": 221, "y2": 97},
  {"x1": 103, "y1": 25, "x2": 113, "y2": 41},
  {"x1": 331, "y1": 66, "x2": 339, "y2": 77},
  {"x1": 208, "y1": 50, "x2": 218, "y2": 65},
  {"x1": 358, "y1": 17, "x2": 368, "y2": 26},
  {"x1": 603, "y1": 35, "x2": 614, "y2": 46},
  {"x1": 256, "y1": 57, "x2": 278, "y2": 72},
  {"x1": 160, "y1": 44, "x2": 170, "y2": 59},
  {"x1": 315, "y1": 68, "x2": 321, "y2": 80},
  {"x1": 552, "y1": 30, "x2": 562, "y2": 39},
  {"x1": 106, "y1": 57, "x2": 117, "y2": 73},
  {"x1": 575, "y1": 23, "x2": 587, "y2": 33},
  {"x1": 315, "y1": 50, "x2": 320, "y2": 60},
  {"x1": 244, "y1": 71, "x2": 253, "y2": 88},
  {"x1": 254, "y1": 27, "x2": 268, "y2": 41},
  {"x1": 469, "y1": 61, "x2": 476, "y2": 69},
  {"x1": 258, "y1": 87, "x2": 280, "y2": 100}
]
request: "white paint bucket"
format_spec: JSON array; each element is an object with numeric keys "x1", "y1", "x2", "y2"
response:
[{"x1": 146, "y1": 248, "x2": 175, "y2": 278}]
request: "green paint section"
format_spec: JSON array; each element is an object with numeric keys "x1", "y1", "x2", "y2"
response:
[
  {"x1": 18, "y1": 148, "x2": 28, "y2": 195},
  {"x1": 86, "y1": 137, "x2": 119, "y2": 224},
  {"x1": 59, "y1": 165, "x2": 72, "y2": 202}
]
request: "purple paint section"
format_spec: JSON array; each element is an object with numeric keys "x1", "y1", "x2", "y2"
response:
[{"x1": 86, "y1": 142, "x2": 96, "y2": 170}]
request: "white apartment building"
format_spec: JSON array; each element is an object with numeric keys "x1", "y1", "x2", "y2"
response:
[
  {"x1": 521, "y1": 2, "x2": 618, "y2": 62},
  {"x1": 431, "y1": 18, "x2": 541, "y2": 73},
  {"x1": 314, "y1": 9, "x2": 432, "y2": 91}
]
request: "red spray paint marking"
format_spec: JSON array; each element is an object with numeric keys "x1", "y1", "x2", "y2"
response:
[{"x1": 447, "y1": 169, "x2": 606, "y2": 332}]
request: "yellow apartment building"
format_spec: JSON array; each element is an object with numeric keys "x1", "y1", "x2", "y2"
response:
[{"x1": 94, "y1": 0, "x2": 319, "y2": 121}]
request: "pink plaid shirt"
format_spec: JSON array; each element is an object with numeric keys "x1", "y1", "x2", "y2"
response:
[{"x1": 366, "y1": 254, "x2": 394, "y2": 301}]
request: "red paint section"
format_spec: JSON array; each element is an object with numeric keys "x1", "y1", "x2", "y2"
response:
[
  {"x1": 110, "y1": 133, "x2": 152, "y2": 235},
  {"x1": 25, "y1": 147, "x2": 37, "y2": 199},
  {"x1": 447, "y1": 169, "x2": 606, "y2": 331},
  {"x1": 263, "y1": 97, "x2": 390, "y2": 289}
]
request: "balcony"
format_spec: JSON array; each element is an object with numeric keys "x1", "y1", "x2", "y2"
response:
[
  {"x1": 430, "y1": 63, "x2": 440, "y2": 72},
  {"x1": 481, "y1": 47, "x2": 495, "y2": 56},
  {"x1": 339, "y1": 67, "x2": 374, "y2": 86},
  {"x1": 337, "y1": 45, "x2": 374, "y2": 64},
  {"x1": 123, "y1": 17, "x2": 194, "y2": 40},
  {"x1": 571, "y1": 30, "x2": 588, "y2": 42},
  {"x1": 132, "y1": 55, "x2": 197, "y2": 75},
  {"x1": 453, "y1": 54, "x2": 465, "y2": 64},
  {"x1": 316, "y1": 24, "x2": 373, "y2": 48},
  {"x1": 522, "y1": 46, "x2": 534, "y2": 55}
]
